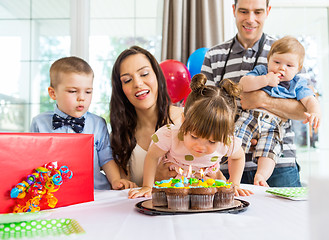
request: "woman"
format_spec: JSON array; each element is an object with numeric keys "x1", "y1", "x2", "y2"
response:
[{"x1": 110, "y1": 46, "x2": 183, "y2": 186}]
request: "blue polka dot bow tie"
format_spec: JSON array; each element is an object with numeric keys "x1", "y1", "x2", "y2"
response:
[{"x1": 52, "y1": 114, "x2": 85, "y2": 133}]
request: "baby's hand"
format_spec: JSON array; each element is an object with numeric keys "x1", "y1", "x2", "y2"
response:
[
  {"x1": 253, "y1": 173, "x2": 269, "y2": 187},
  {"x1": 234, "y1": 186, "x2": 254, "y2": 197},
  {"x1": 303, "y1": 112, "x2": 321, "y2": 129},
  {"x1": 128, "y1": 186, "x2": 152, "y2": 199},
  {"x1": 112, "y1": 179, "x2": 138, "y2": 190},
  {"x1": 266, "y1": 72, "x2": 280, "y2": 87}
]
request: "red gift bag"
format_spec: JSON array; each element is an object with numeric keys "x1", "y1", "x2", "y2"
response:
[{"x1": 0, "y1": 133, "x2": 94, "y2": 213}]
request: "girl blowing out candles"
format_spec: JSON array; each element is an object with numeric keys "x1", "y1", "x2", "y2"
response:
[{"x1": 129, "y1": 74, "x2": 253, "y2": 198}]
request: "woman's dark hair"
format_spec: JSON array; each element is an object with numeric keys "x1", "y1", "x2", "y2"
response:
[{"x1": 110, "y1": 46, "x2": 173, "y2": 175}]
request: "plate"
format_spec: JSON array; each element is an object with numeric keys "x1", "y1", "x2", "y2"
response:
[
  {"x1": 0, "y1": 211, "x2": 52, "y2": 224},
  {"x1": 135, "y1": 199, "x2": 249, "y2": 216}
]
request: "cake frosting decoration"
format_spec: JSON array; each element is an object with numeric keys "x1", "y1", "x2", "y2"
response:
[{"x1": 152, "y1": 177, "x2": 235, "y2": 210}]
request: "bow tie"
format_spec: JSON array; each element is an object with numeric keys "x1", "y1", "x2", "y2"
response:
[
  {"x1": 279, "y1": 81, "x2": 290, "y2": 89},
  {"x1": 52, "y1": 114, "x2": 85, "y2": 133}
]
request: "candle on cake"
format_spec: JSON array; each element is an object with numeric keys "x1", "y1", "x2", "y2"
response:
[
  {"x1": 179, "y1": 167, "x2": 184, "y2": 183},
  {"x1": 200, "y1": 168, "x2": 204, "y2": 182},
  {"x1": 188, "y1": 165, "x2": 192, "y2": 178}
]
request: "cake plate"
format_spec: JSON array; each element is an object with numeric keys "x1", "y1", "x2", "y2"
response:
[{"x1": 135, "y1": 198, "x2": 249, "y2": 216}]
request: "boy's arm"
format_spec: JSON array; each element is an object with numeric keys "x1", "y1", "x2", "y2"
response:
[
  {"x1": 102, "y1": 160, "x2": 137, "y2": 189},
  {"x1": 30, "y1": 118, "x2": 40, "y2": 132},
  {"x1": 97, "y1": 117, "x2": 137, "y2": 189},
  {"x1": 240, "y1": 90, "x2": 306, "y2": 120},
  {"x1": 300, "y1": 96, "x2": 321, "y2": 129},
  {"x1": 240, "y1": 72, "x2": 280, "y2": 92},
  {"x1": 128, "y1": 144, "x2": 167, "y2": 199}
]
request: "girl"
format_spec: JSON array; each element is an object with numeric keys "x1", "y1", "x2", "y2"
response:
[
  {"x1": 110, "y1": 46, "x2": 183, "y2": 186},
  {"x1": 129, "y1": 74, "x2": 253, "y2": 198}
]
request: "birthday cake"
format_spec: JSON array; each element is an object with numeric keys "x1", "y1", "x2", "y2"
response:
[{"x1": 152, "y1": 178, "x2": 235, "y2": 210}]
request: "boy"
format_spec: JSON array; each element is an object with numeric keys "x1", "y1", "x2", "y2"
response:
[
  {"x1": 236, "y1": 36, "x2": 321, "y2": 186},
  {"x1": 30, "y1": 56, "x2": 136, "y2": 190}
]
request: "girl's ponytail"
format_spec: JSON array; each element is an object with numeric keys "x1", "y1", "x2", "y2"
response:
[
  {"x1": 220, "y1": 78, "x2": 241, "y2": 98},
  {"x1": 220, "y1": 78, "x2": 241, "y2": 110},
  {"x1": 190, "y1": 73, "x2": 207, "y2": 95}
]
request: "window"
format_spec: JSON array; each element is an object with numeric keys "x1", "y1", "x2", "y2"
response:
[
  {"x1": 89, "y1": 0, "x2": 163, "y2": 121},
  {"x1": 0, "y1": 0, "x2": 163, "y2": 132},
  {"x1": 0, "y1": 0, "x2": 70, "y2": 132}
]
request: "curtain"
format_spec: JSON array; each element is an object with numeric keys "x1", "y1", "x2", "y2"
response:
[{"x1": 161, "y1": 0, "x2": 224, "y2": 64}]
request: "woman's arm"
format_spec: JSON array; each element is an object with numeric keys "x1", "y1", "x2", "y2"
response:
[{"x1": 155, "y1": 161, "x2": 177, "y2": 181}]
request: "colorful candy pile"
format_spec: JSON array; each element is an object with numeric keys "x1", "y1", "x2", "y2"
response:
[
  {"x1": 10, "y1": 162, "x2": 73, "y2": 213},
  {"x1": 154, "y1": 177, "x2": 232, "y2": 189}
]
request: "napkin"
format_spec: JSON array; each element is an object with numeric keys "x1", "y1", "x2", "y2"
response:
[
  {"x1": 266, "y1": 187, "x2": 308, "y2": 200},
  {"x1": 0, "y1": 217, "x2": 84, "y2": 239}
]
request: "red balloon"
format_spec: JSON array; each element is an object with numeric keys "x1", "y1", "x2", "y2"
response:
[
  {"x1": 183, "y1": 88, "x2": 191, "y2": 106},
  {"x1": 160, "y1": 60, "x2": 191, "y2": 103}
]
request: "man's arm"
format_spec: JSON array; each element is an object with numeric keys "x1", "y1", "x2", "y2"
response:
[{"x1": 240, "y1": 90, "x2": 306, "y2": 120}]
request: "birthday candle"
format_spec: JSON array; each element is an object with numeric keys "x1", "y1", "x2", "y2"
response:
[
  {"x1": 200, "y1": 169, "x2": 204, "y2": 182},
  {"x1": 188, "y1": 165, "x2": 192, "y2": 178},
  {"x1": 179, "y1": 168, "x2": 184, "y2": 182}
]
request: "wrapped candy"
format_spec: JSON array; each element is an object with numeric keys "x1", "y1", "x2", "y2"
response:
[{"x1": 10, "y1": 161, "x2": 73, "y2": 213}]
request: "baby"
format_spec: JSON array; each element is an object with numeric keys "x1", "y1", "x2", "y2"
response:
[{"x1": 236, "y1": 36, "x2": 321, "y2": 186}]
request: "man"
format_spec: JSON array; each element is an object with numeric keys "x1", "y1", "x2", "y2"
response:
[{"x1": 201, "y1": 0, "x2": 308, "y2": 187}]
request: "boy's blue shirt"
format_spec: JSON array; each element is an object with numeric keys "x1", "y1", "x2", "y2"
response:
[
  {"x1": 30, "y1": 105, "x2": 113, "y2": 190},
  {"x1": 247, "y1": 65, "x2": 314, "y2": 101}
]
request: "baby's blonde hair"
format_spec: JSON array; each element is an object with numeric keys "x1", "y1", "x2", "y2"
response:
[
  {"x1": 49, "y1": 56, "x2": 94, "y2": 88},
  {"x1": 179, "y1": 74, "x2": 240, "y2": 145},
  {"x1": 268, "y1": 36, "x2": 305, "y2": 71}
]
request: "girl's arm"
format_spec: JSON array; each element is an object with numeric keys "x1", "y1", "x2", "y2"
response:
[
  {"x1": 228, "y1": 147, "x2": 253, "y2": 196},
  {"x1": 300, "y1": 95, "x2": 321, "y2": 129},
  {"x1": 128, "y1": 144, "x2": 167, "y2": 199},
  {"x1": 254, "y1": 157, "x2": 276, "y2": 187}
]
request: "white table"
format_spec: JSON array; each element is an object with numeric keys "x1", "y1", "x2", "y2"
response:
[{"x1": 47, "y1": 184, "x2": 309, "y2": 240}]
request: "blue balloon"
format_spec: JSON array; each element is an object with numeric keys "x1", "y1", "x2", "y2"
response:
[{"x1": 186, "y1": 47, "x2": 209, "y2": 77}]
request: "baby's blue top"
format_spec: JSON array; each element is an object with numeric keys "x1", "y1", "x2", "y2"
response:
[
  {"x1": 30, "y1": 105, "x2": 113, "y2": 190},
  {"x1": 247, "y1": 65, "x2": 314, "y2": 100}
]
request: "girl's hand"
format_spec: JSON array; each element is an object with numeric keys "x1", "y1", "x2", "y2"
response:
[
  {"x1": 234, "y1": 186, "x2": 253, "y2": 197},
  {"x1": 253, "y1": 173, "x2": 269, "y2": 187},
  {"x1": 112, "y1": 179, "x2": 138, "y2": 190},
  {"x1": 128, "y1": 186, "x2": 152, "y2": 199}
]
